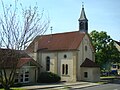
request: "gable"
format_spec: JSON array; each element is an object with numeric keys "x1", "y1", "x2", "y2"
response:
[
  {"x1": 85, "y1": 34, "x2": 95, "y2": 52},
  {"x1": 17, "y1": 58, "x2": 41, "y2": 68},
  {"x1": 27, "y1": 31, "x2": 85, "y2": 52}
]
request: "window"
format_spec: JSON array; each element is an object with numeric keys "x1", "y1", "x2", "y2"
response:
[
  {"x1": 62, "y1": 64, "x2": 65, "y2": 74},
  {"x1": 66, "y1": 64, "x2": 68, "y2": 75},
  {"x1": 15, "y1": 73, "x2": 19, "y2": 83},
  {"x1": 25, "y1": 71, "x2": 29, "y2": 82},
  {"x1": 62, "y1": 64, "x2": 68, "y2": 75},
  {"x1": 20, "y1": 70, "x2": 29, "y2": 83},
  {"x1": 84, "y1": 72, "x2": 88, "y2": 78},
  {"x1": 85, "y1": 46, "x2": 87, "y2": 51},
  {"x1": 46, "y1": 56, "x2": 50, "y2": 71},
  {"x1": 80, "y1": 22, "x2": 84, "y2": 30},
  {"x1": 20, "y1": 74, "x2": 23, "y2": 82}
]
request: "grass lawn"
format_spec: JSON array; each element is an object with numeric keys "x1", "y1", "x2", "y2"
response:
[{"x1": 100, "y1": 76, "x2": 116, "y2": 79}]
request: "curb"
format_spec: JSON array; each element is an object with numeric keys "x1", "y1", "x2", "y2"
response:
[{"x1": 21, "y1": 82, "x2": 100, "y2": 90}]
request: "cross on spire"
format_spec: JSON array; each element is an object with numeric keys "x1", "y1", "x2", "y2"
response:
[{"x1": 50, "y1": 26, "x2": 53, "y2": 34}]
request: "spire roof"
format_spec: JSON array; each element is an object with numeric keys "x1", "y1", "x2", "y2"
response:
[{"x1": 79, "y1": 4, "x2": 88, "y2": 21}]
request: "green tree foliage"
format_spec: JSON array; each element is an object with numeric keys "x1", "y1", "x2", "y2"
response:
[{"x1": 90, "y1": 30, "x2": 120, "y2": 70}]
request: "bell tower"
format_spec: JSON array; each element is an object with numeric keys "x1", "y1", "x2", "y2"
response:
[{"x1": 78, "y1": 3, "x2": 88, "y2": 33}]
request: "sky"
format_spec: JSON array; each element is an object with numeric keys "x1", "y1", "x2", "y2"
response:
[{"x1": 1, "y1": 0, "x2": 120, "y2": 41}]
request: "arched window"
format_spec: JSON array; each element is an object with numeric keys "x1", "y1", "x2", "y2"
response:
[
  {"x1": 62, "y1": 64, "x2": 69, "y2": 75},
  {"x1": 46, "y1": 56, "x2": 50, "y2": 71},
  {"x1": 80, "y1": 22, "x2": 84, "y2": 30},
  {"x1": 62, "y1": 64, "x2": 65, "y2": 74},
  {"x1": 66, "y1": 64, "x2": 68, "y2": 75},
  {"x1": 85, "y1": 46, "x2": 87, "y2": 51}
]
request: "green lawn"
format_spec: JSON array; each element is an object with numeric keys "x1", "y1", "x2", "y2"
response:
[{"x1": 100, "y1": 76, "x2": 116, "y2": 79}]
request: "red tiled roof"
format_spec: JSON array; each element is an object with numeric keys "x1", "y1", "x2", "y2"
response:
[
  {"x1": 17, "y1": 58, "x2": 40, "y2": 68},
  {"x1": 27, "y1": 31, "x2": 85, "y2": 52},
  {"x1": 0, "y1": 57, "x2": 40, "y2": 69},
  {"x1": 0, "y1": 49, "x2": 40, "y2": 69},
  {"x1": 17, "y1": 58, "x2": 31, "y2": 68},
  {"x1": 80, "y1": 58, "x2": 99, "y2": 67}
]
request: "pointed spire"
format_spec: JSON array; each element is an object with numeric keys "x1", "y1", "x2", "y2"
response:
[
  {"x1": 79, "y1": 2, "x2": 88, "y2": 21},
  {"x1": 78, "y1": 2, "x2": 88, "y2": 33}
]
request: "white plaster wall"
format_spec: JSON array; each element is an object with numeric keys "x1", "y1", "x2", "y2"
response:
[
  {"x1": 81, "y1": 67, "x2": 100, "y2": 82},
  {"x1": 61, "y1": 59, "x2": 74, "y2": 82},
  {"x1": 77, "y1": 34, "x2": 95, "y2": 80},
  {"x1": 38, "y1": 51, "x2": 76, "y2": 82},
  {"x1": 28, "y1": 53, "x2": 37, "y2": 61},
  {"x1": 39, "y1": 52, "x2": 57, "y2": 74},
  {"x1": 58, "y1": 51, "x2": 77, "y2": 82},
  {"x1": 82, "y1": 35, "x2": 94, "y2": 61},
  {"x1": 4, "y1": 66, "x2": 38, "y2": 84},
  {"x1": 57, "y1": 52, "x2": 73, "y2": 75}
]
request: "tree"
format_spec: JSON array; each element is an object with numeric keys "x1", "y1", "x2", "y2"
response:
[
  {"x1": 0, "y1": 0, "x2": 50, "y2": 89},
  {"x1": 90, "y1": 30, "x2": 120, "y2": 70}
]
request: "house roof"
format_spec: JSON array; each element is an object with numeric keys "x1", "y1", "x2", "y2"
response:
[
  {"x1": 0, "y1": 49, "x2": 40, "y2": 69},
  {"x1": 17, "y1": 58, "x2": 40, "y2": 68},
  {"x1": 0, "y1": 57, "x2": 40, "y2": 69},
  {"x1": 80, "y1": 58, "x2": 99, "y2": 68},
  {"x1": 0, "y1": 48, "x2": 29, "y2": 58},
  {"x1": 27, "y1": 31, "x2": 86, "y2": 52}
]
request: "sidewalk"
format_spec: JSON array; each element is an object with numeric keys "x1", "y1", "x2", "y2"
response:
[{"x1": 20, "y1": 82, "x2": 100, "y2": 90}]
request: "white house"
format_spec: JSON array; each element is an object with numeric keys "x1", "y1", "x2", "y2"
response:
[
  {"x1": 0, "y1": 49, "x2": 40, "y2": 84},
  {"x1": 26, "y1": 5, "x2": 100, "y2": 82}
]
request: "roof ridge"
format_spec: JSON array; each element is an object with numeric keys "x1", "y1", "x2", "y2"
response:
[{"x1": 42, "y1": 31, "x2": 80, "y2": 36}]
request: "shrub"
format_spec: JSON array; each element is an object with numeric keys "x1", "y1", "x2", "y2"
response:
[{"x1": 38, "y1": 72, "x2": 61, "y2": 83}]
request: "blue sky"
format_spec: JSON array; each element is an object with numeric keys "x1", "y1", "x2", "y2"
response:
[{"x1": 1, "y1": 0, "x2": 120, "y2": 41}]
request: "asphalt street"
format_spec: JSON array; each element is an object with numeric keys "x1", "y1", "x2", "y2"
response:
[{"x1": 76, "y1": 84, "x2": 120, "y2": 90}]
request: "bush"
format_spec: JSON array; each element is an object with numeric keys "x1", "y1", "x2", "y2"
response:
[{"x1": 38, "y1": 72, "x2": 61, "y2": 83}]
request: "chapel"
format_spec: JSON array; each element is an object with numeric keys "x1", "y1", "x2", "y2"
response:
[{"x1": 27, "y1": 5, "x2": 100, "y2": 82}]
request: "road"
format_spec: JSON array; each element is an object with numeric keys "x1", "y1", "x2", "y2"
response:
[{"x1": 75, "y1": 84, "x2": 120, "y2": 90}]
